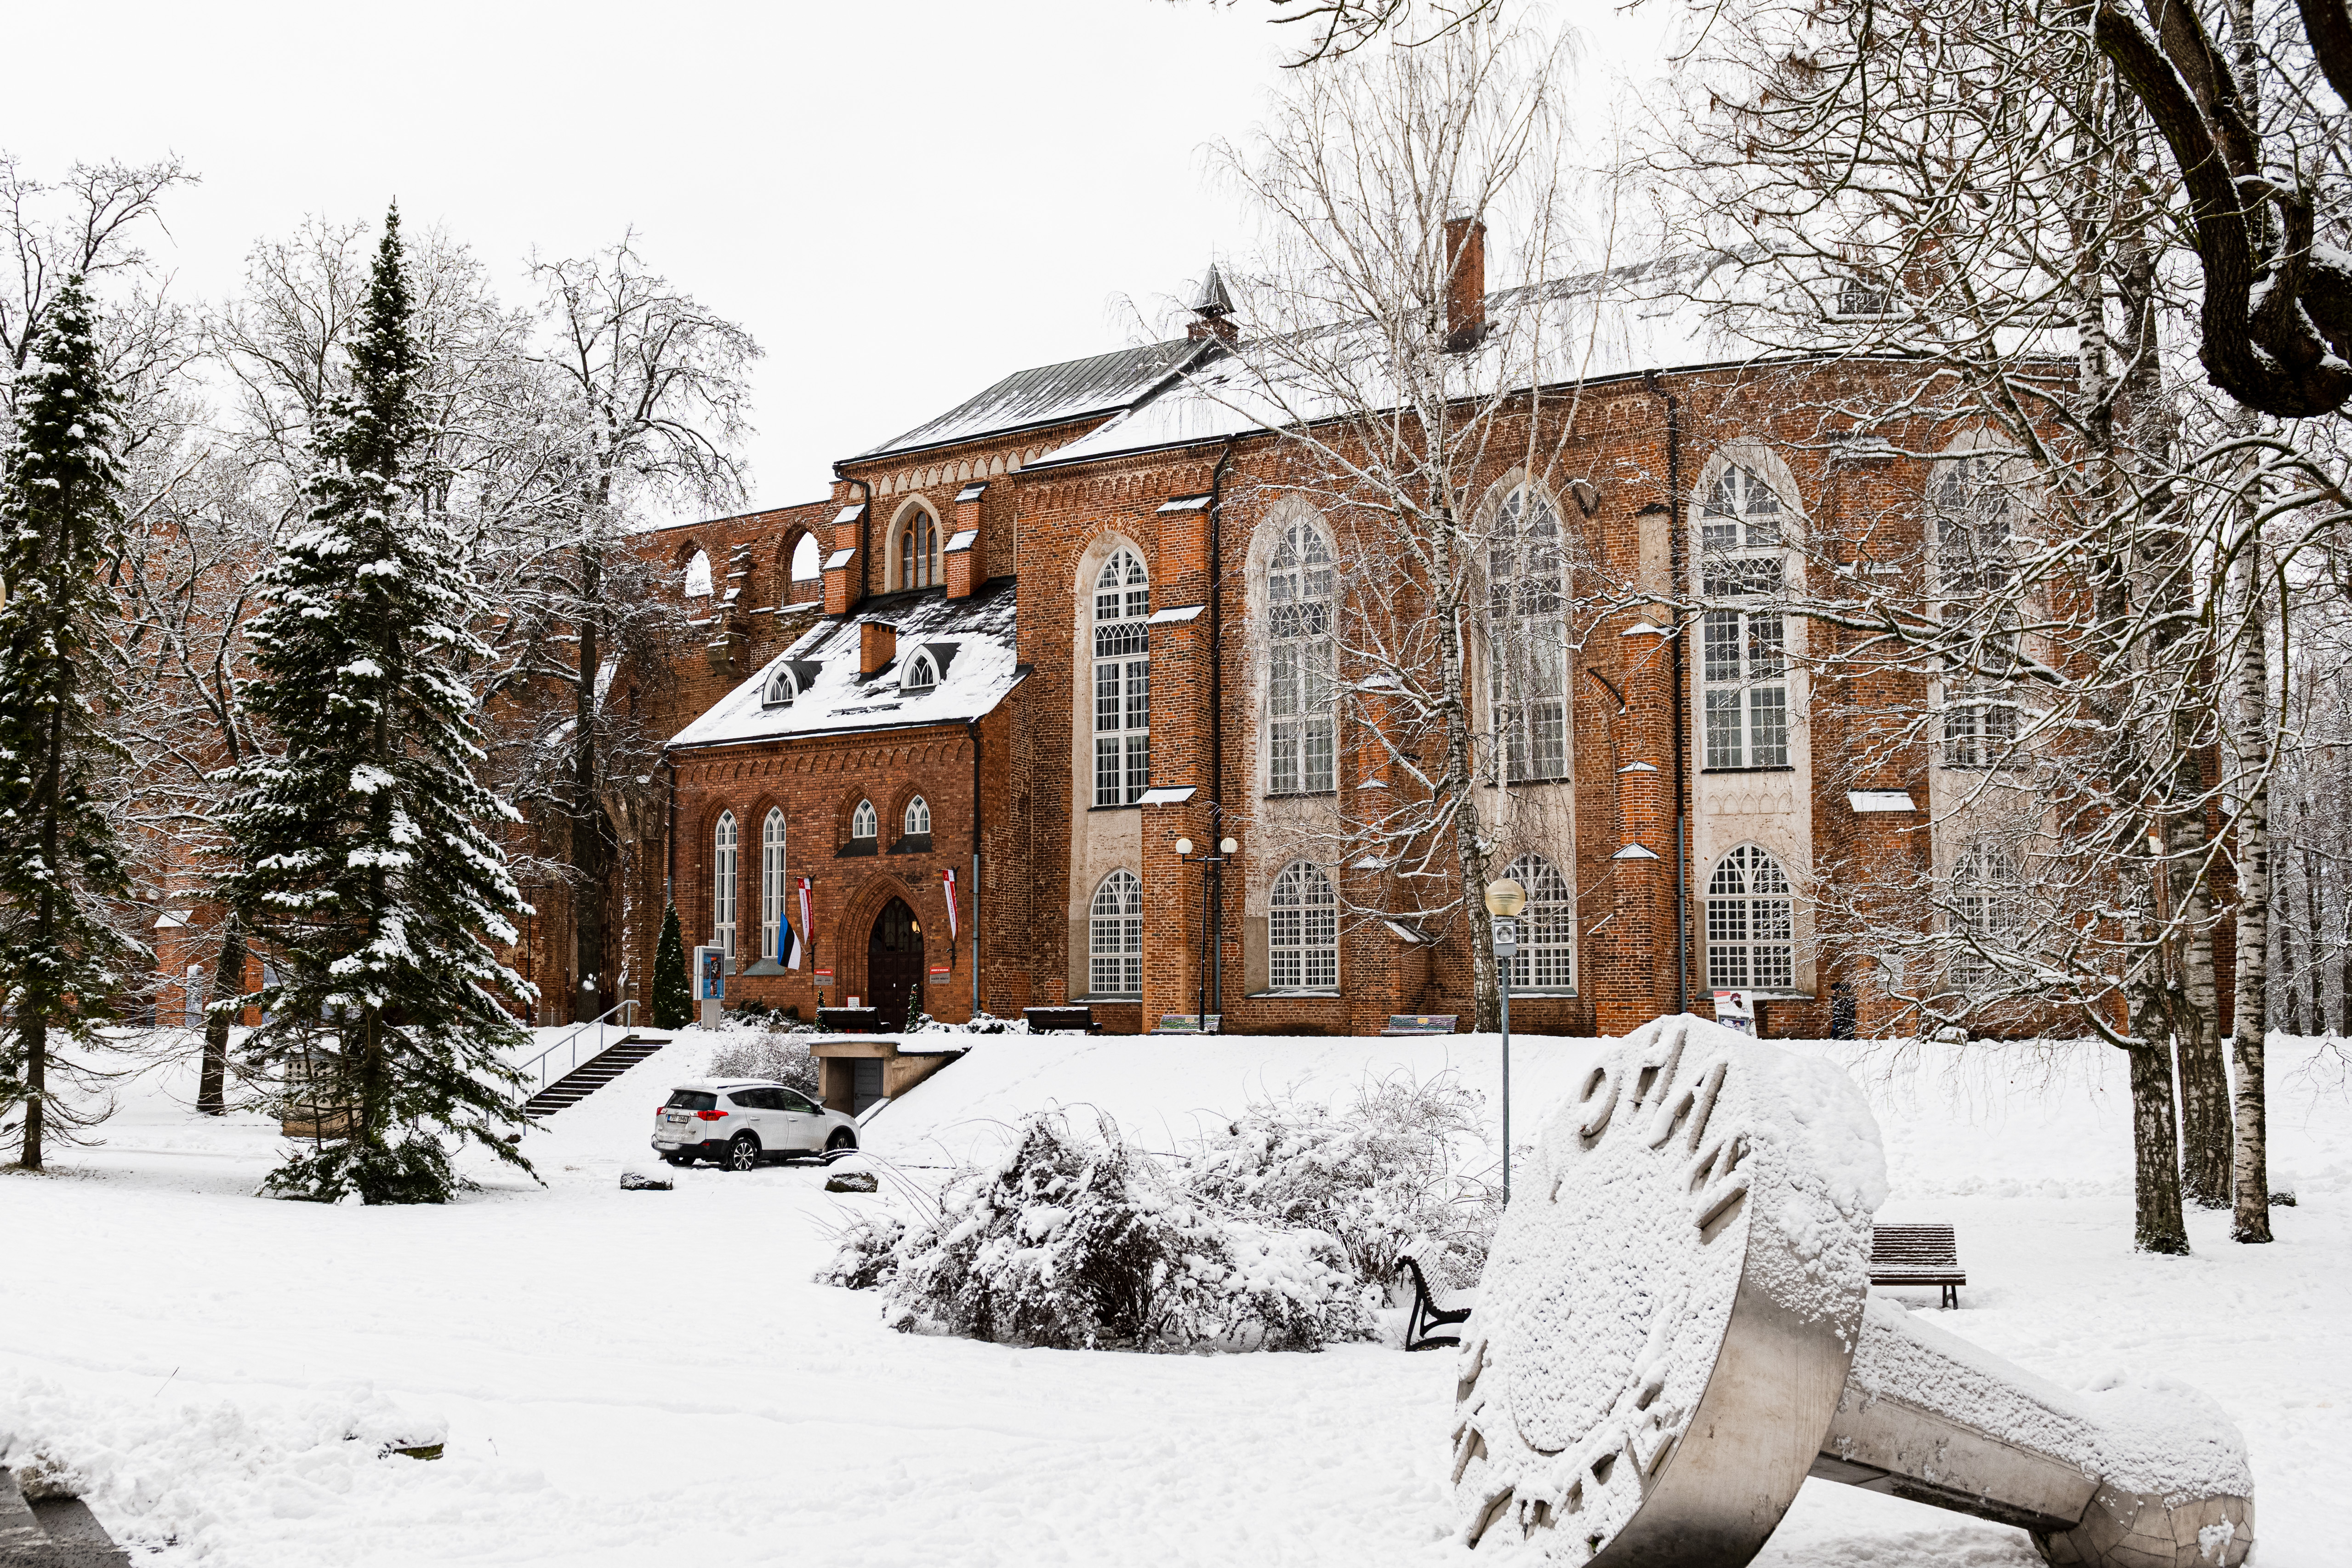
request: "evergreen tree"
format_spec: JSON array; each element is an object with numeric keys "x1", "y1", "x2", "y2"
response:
[
  {"x1": 222, "y1": 205, "x2": 534, "y2": 1203},
  {"x1": 0, "y1": 278, "x2": 138, "y2": 1170},
  {"x1": 651, "y1": 905, "x2": 689, "y2": 1031}
]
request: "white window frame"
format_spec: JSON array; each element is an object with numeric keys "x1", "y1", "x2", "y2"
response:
[
  {"x1": 1267, "y1": 518, "x2": 1338, "y2": 795},
  {"x1": 898, "y1": 505, "x2": 941, "y2": 590},
  {"x1": 1092, "y1": 548, "x2": 1151, "y2": 807},
  {"x1": 1705, "y1": 844, "x2": 1794, "y2": 991},
  {"x1": 763, "y1": 666, "x2": 796, "y2": 709},
  {"x1": 1088, "y1": 869, "x2": 1143, "y2": 996},
  {"x1": 1489, "y1": 486, "x2": 1569, "y2": 783},
  {"x1": 904, "y1": 795, "x2": 931, "y2": 837},
  {"x1": 1950, "y1": 843, "x2": 2020, "y2": 995},
  {"x1": 1268, "y1": 860, "x2": 1338, "y2": 991},
  {"x1": 760, "y1": 808, "x2": 787, "y2": 964},
  {"x1": 712, "y1": 810, "x2": 739, "y2": 961},
  {"x1": 851, "y1": 799, "x2": 877, "y2": 841},
  {"x1": 904, "y1": 651, "x2": 938, "y2": 693},
  {"x1": 1933, "y1": 452, "x2": 2025, "y2": 770},
  {"x1": 1698, "y1": 464, "x2": 1789, "y2": 771},
  {"x1": 1499, "y1": 852, "x2": 1575, "y2": 991}
]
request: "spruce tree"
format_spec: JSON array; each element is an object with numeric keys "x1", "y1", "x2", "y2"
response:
[
  {"x1": 223, "y1": 206, "x2": 534, "y2": 1203},
  {"x1": 651, "y1": 905, "x2": 689, "y2": 1031},
  {"x1": 0, "y1": 278, "x2": 138, "y2": 1170}
]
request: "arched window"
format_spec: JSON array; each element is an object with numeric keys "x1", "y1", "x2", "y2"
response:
[
  {"x1": 789, "y1": 533, "x2": 822, "y2": 583},
  {"x1": 1698, "y1": 464, "x2": 1788, "y2": 770},
  {"x1": 1489, "y1": 486, "x2": 1568, "y2": 781},
  {"x1": 851, "y1": 799, "x2": 878, "y2": 841},
  {"x1": 1267, "y1": 518, "x2": 1337, "y2": 794},
  {"x1": 1093, "y1": 547, "x2": 1151, "y2": 806},
  {"x1": 683, "y1": 548, "x2": 713, "y2": 598},
  {"x1": 898, "y1": 506, "x2": 941, "y2": 590},
  {"x1": 1706, "y1": 845, "x2": 1793, "y2": 991},
  {"x1": 763, "y1": 665, "x2": 796, "y2": 709},
  {"x1": 1951, "y1": 843, "x2": 2020, "y2": 994},
  {"x1": 1499, "y1": 853, "x2": 1575, "y2": 990},
  {"x1": 904, "y1": 795, "x2": 931, "y2": 837},
  {"x1": 1269, "y1": 861, "x2": 1338, "y2": 989},
  {"x1": 712, "y1": 810, "x2": 739, "y2": 961},
  {"x1": 760, "y1": 808, "x2": 787, "y2": 964},
  {"x1": 904, "y1": 650, "x2": 939, "y2": 693},
  {"x1": 1089, "y1": 869, "x2": 1143, "y2": 995}
]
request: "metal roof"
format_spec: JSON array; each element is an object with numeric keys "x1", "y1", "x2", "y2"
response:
[{"x1": 849, "y1": 337, "x2": 1213, "y2": 462}]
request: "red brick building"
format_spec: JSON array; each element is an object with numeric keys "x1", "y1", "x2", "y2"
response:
[{"x1": 564, "y1": 257, "x2": 2004, "y2": 1040}]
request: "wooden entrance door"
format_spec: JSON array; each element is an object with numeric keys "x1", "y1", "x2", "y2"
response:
[{"x1": 868, "y1": 898, "x2": 924, "y2": 1030}]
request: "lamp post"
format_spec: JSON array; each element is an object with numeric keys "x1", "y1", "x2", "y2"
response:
[
  {"x1": 1484, "y1": 877, "x2": 1526, "y2": 1203},
  {"x1": 1175, "y1": 816, "x2": 1238, "y2": 1032}
]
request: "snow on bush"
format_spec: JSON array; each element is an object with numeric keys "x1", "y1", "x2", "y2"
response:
[
  {"x1": 1188, "y1": 1071, "x2": 1498, "y2": 1293},
  {"x1": 817, "y1": 1209, "x2": 906, "y2": 1290},
  {"x1": 705, "y1": 1028, "x2": 820, "y2": 1097},
  {"x1": 876, "y1": 1112, "x2": 1375, "y2": 1352}
]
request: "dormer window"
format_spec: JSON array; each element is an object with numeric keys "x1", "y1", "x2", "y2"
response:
[
  {"x1": 851, "y1": 799, "x2": 878, "y2": 841},
  {"x1": 762, "y1": 665, "x2": 797, "y2": 709},
  {"x1": 1834, "y1": 275, "x2": 1894, "y2": 317},
  {"x1": 904, "y1": 650, "x2": 939, "y2": 693},
  {"x1": 905, "y1": 795, "x2": 931, "y2": 836}
]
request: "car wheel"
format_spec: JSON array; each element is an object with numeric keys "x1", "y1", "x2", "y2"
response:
[
  {"x1": 725, "y1": 1133, "x2": 761, "y2": 1172},
  {"x1": 826, "y1": 1128, "x2": 858, "y2": 1155}
]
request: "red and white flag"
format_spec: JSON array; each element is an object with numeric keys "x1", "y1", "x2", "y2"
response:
[
  {"x1": 942, "y1": 867, "x2": 959, "y2": 943},
  {"x1": 792, "y1": 877, "x2": 813, "y2": 970}
]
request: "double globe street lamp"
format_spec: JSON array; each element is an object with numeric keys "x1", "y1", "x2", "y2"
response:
[
  {"x1": 1483, "y1": 876, "x2": 1526, "y2": 1203},
  {"x1": 1174, "y1": 827, "x2": 1239, "y2": 1033}
]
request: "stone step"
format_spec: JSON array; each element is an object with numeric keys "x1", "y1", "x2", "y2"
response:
[
  {"x1": 0, "y1": 1471, "x2": 128, "y2": 1568},
  {"x1": 521, "y1": 1040, "x2": 668, "y2": 1118}
]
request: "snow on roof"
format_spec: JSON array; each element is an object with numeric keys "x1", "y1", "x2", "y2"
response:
[
  {"x1": 1029, "y1": 252, "x2": 1785, "y2": 472},
  {"x1": 851, "y1": 338, "x2": 1215, "y2": 461},
  {"x1": 668, "y1": 578, "x2": 1024, "y2": 751}
]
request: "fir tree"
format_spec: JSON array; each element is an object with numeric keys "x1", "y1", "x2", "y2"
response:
[
  {"x1": 651, "y1": 905, "x2": 689, "y2": 1031},
  {"x1": 222, "y1": 205, "x2": 535, "y2": 1203},
  {"x1": 0, "y1": 278, "x2": 138, "y2": 1170}
]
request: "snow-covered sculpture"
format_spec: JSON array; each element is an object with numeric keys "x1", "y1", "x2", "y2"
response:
[{"x1": 1452, "y1": 1015, "x2": 2253, "y2": 1567}]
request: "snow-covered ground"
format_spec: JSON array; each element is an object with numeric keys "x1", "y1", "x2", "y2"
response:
[{"x1": 2, "y1": 1024, "x2": 2346, "y2": 1566}]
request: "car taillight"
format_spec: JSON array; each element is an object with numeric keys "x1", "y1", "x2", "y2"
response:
[{"x1": 695, "y1": 1108, "x2": 728, "y2": 1120}]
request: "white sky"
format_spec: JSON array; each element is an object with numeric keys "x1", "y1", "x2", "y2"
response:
[{"x1": 10, "y1": 0, "x2": 1675, "y2": 521}]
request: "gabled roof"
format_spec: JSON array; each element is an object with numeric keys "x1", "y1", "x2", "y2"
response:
[
  {"x1": 850, "y1": 338, "x2": 1214, "y2": 462},
  {"x1": 668, "y1": 578, "x2": 1025, "y2": 751}
]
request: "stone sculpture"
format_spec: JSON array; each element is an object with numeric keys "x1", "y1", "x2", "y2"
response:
[{"x1": 1452, "y1": 1014, "x2": 2253, "y2": 1567}]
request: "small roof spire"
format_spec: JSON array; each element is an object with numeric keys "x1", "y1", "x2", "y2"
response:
[{"x1": 1191, "y1": 263, "x2": 1234, "y2": 318}]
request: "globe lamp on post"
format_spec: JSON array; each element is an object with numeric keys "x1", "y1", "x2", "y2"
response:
[{"x1": 1485, "y1": 878, "x2": 1526, "y2": 1201}]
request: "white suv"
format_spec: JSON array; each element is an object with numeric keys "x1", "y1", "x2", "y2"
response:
[{"x1": 652, "y1": 1079, "x2": 860, "y2": 1171}]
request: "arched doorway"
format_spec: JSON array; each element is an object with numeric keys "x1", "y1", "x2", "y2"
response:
[{"x1": 867, "y1": 897, "x2": 924, "y2": 1031}]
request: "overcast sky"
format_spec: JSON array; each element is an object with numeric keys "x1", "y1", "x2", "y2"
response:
[{"x1": 12, "y1": 0, "x2": 1670, "y2": 522}]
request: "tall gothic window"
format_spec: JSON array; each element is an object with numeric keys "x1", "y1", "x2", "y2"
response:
[
  {"x1": 1699, "y1": 464, "x2": 1788, "y2": 770},
  {"x1": 712, "y1": 810, "x2": 739, "y2": 961},
  {"x1": 904, "y1": 795, "x2": 931, "y2": 837},
  {"x1": 1267, "y1": 518, "x2": 1337, "y2": 794},
  {"x1": 1951, "y1": 843, "x2": 2020, "y2": 994},
  {"x1": 1489, "y1": 486, "x2": 1569, "y2": 782},
  {"x1": 1269, "y1": 861, "x2": 1338, "y2": 989},
  {"x1": 1089, "y1": 869, "x2": 1143, "y2": 995},
  {"x1": 1499, "y1": 853, "x2": 1575, "y2": 989},
  {"x1": 899, "y1": 507, "x2": 941, "y2": 590},
  {"x1": 683, "y1": 548, "x2": 713, "y2": 599},
  {"x1": 851, "y1": 798, "x2": 878, "y2": 841},
  {"x1": 1706, "y1": 844, "x2": 1794, "y2": 991},
  {"x1": 1093, "y1": 548, "x2": 1151, "y2": 806},
  {"x1": 760, "y1": 808, "x2": 787, "y2": 964},
  {"x1": 1934, "y1": 453, "x2": 2023, "y2": 769}
]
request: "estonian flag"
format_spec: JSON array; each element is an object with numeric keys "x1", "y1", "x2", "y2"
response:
[{"x1": 783, "y1": 919, "x2": 804, "y2": 971}]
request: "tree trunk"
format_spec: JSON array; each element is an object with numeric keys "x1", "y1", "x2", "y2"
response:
[
  {"x1": 570, "y1": 545, "x2": 611, "y2": 1023},
  {"x1": 199, "y1": 914, "x2": 246, "y2": 1116},
  {"x1": 2227, "y1": 501, "x2": 2272, "y2": 1242},
  {"x1": 2173, "y1": 796, "x2": 2232, "y2": 1208},
  {"x1": 2124, "y1": 1040, "x2": 2192, "y2": 1253},
  {"x1": 2303, "y1": 842, "x2": 2324, "y2": 1029}
]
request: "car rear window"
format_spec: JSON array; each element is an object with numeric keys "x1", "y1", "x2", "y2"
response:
[
  {"x1": 664, "y1": 1090, "x2": 717, "y2": 1111},
  {"x1": 729, "y1": 1089, "x2": 775, "y2": 1110}
]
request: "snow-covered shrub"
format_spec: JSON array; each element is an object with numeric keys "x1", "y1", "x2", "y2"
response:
[
  {"x1": 880, "y1": 1112, "x2": 1374, "y2": 1351},
  {"x1": 818, "y1": 1210, "x2": 906, "y2": 1289},
  {"x1": 1188, "y1": 1070, "x2": 1498, "y2": 1292},
  {"x1": 910, "y1": 1009, "x2": 1027, "y2": 1034},
  {"x1": 706, "y1": 1029, "x2": 820, "y2": 1097}
]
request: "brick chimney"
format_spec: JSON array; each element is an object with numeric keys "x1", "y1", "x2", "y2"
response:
[
  {"x1": 860, "y1": 621, "x2": 898, "y2": 675},
  {"x1": 945, "y1": 482, "x2": 986, "y2": 599},
  {"x1": 1444, "y1": 216, "x2": 1487, "y2": 353},
  {"x1": 1188, "y1": 262, "x2": 1238, "y2": 343}
]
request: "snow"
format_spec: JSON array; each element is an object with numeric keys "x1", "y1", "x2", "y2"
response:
[{"x1": 1, "y1": 1025, "x2": 2347, "y2": 1565}]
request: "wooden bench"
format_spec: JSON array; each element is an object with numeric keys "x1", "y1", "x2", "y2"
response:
[
  {"x1": 1381, "y1": 1014, "x2": 1458, "y2": 1036},
  {"x1": 1869, "y1": 1223, "x2": 1966, "y2": 1309},
  {"x1": 1023, "y1": 1005, "x2": 1098, "y2": 1033},
  {"x1": 1400, "y1": 1255, "x2": 1474, "y2": 1351}
]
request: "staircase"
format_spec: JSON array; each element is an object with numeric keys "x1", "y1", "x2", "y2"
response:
[
  {"x1": 522, "y1": 1035, "x2": 669, "y2": 1118},
  {"x1": 1, "y1": 1466, "x2": 129, "y2": 1567}
]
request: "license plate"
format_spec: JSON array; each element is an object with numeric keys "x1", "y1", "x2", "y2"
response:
[{"x1": 664, "y1": 1112, "x2": 691, "y2": 1125}]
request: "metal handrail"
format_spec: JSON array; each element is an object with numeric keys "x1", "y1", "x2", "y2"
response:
[{"x1": 518, "y1": 999, "x2": 641, "y2": 1099}]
